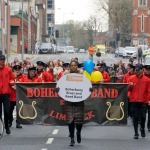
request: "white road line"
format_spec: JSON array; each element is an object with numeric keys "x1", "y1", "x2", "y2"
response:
[
  {"x1": 46, "y1": 138, "x2": 54, "y2": 144},
  {"x1": 52, "y1": 129, "x2": 59, "y2": 135},
  {"x1": 41, "y1": 149, "x2": 47, "y2": 150}
]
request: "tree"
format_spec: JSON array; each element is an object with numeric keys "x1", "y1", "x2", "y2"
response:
[{"x1": 94, "y1": 0, "x2": 133, "y2": 46}]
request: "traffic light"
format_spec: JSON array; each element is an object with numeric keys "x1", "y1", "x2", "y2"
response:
[{"x1": 55, "y1": 30, "x2": 59, "y2": 38}]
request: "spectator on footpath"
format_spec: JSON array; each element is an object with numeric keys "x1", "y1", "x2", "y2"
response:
[
  {"x1": 88, "y1": 45, "x2": 95, "y2": 61},
  {"x1": 137, "y1": 46, "x2": 143, "y2": 63},
  {"x1": 35, "y1": 41, "x2": 39, "y2": 54},
  {"x1": 128, "y1": 64, "x2": 150, "y2": 139},
  {"x1": 96, "y1": 48, "x2": 101, "y2": 64},
  {"x1": 129, "y1": 56, "x2": 134, "y2": 65},
  {"x1": 9, "y1": 65, "x2": 24, "y2": 129},
  {"x1": 0, "y1": 55, "x2": 14, "y2": 134},
  {"x1": 24, "y1": 43, "x2": 28, "y2": 54}
]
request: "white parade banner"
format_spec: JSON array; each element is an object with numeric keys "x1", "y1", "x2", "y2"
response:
[{"x1": 56, "y1": 73, "x2": 92, "y2": 102}]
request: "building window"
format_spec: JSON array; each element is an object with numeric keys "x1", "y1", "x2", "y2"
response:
[
  {"x1": 139, "y1": 0, "x2": 147, "y2": 6},
  {"x1": 141, "y1": 14, "x2": 144, "y2": 32},
  {"x1": 47, "y1": 0, "x2": 53, "y2": 9},
  {"x1": 47, "y1": 14, "x2": 54, "y2": 22}
]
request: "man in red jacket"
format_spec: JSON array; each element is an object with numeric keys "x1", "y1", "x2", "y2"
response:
[
  {"x1": 36, "y1": 61, "x2": 53, "y2": 82},
  {"x1": 98, "y1": 64, "x2": 110, "y2": 82},
  {"x1": 9, "y1": 65, "x2": 24, "y2": 129},
  {"x1": 143, "y1": 65, "x2": 150, "y2": 131},
  {"x1": 0, "y1": 55, "x2": 14, "y2": 134},
  {"x1": 123, "y1": 64, "x2": 135, "y2": 118},
  {"x1": 128, "y1": 64, "x2": 150, "y2": 139}
]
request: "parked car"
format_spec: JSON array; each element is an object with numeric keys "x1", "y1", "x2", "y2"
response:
[
  {"x1": 67, "y1": 49, "x2": 75, "y2": 53},
  {"x1": 79, "y1": 49, "x2": 86, "y2": 53},
  {"x1": 115, "y1": 47, "x2": 125, "y2": 57},
  {"x1": 39, "y1": 43, "x2": 52, "y2": 54},
  {"x1": 145, "y1": 55, "x2": 150, "y2": 65},
  {"x1": 123, "y1": 47, "x2": 137, "y2": 59}
]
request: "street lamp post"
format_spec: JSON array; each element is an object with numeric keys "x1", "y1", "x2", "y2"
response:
[
  {"x1": 62, "y1": 12, "x2": 73, "y2": 46},
  {"x1": 21, "y1": 0, "x2": 24, "y2": 60}
]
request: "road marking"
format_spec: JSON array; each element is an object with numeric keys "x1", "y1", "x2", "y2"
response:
[
  {"x1": 52, "y1": 129, "x2": 59, "y2": 135},
  {"x1": 107, "y1": 54, "x2": 117, "y2": 62},
  {"x1": 46, "y1": 138, "x2": 54, "y2": 144},
  {"x1": 41, "y1": 149, "x2": 47, "y2": 150}
]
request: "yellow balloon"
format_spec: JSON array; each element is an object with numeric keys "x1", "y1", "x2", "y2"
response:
[
  {"x1": 91, "y1": 71, "x2": 103, "y2": 82},
  {"x1": 83, "y1": 71, "x2": 91, "y2": 81}
]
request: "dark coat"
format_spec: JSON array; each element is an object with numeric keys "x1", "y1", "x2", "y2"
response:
[
  {"x1": 64, "y1": 69, "x2": 84, "y2": 125},
  {"x1": 65, "y1": 101, "x2": 84, "y2": 124}
]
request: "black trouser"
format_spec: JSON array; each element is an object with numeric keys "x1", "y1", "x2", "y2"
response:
[
  {"x1": 0, "y1": 94, "x2": 10, "y2": 129},
  {"x1": 9, "y1": 101, "x2": 20, "y2": 125},
  {"x1": 128, "y1": 98, "x2": 132, "y2": 117},
  {"x1": 147, "y1": 105, "x2": 150, "y2": 130},
  {"x1": 130, "y1": 102, "x2": 147, "y2": 135},
  {"x1": 68, "y1": 120, "x2": 83, "y2": 138}
]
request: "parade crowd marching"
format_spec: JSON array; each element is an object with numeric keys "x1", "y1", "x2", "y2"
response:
[{"x1": 0, "y1": 47, "x2": 150, "y2": 146}]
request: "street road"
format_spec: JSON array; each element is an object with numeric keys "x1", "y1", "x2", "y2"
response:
[{"x1": 1, "y1": 53, "x2": 149, "y2": 150}]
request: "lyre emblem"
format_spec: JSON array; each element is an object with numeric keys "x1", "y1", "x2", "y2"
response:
[
  {"x1": 106, "y1": 102, "x2": 124, "y2": 121},
  {"x1": 19, "y1": 100, "x2": 37, "y2": 119}
]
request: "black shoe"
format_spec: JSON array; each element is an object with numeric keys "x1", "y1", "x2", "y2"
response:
[
  {"x1": 69, "y1": 138, "x2": 75, "y2": 146},
  {"x1": 76, "y1": 132, "x2": 81, "y2": 143},
  {"x1": 134, "y1": 134, "x2": 139, "y2": 139},
  {"x1": 140, "y1": 129, "x2": 146, "y2": 137},
  {"x1": 16, "y1": 124, "x2": 22, "y2": 129},
  {"x1": 6, "y1": 128, "x2": 11, "y2": 135}
]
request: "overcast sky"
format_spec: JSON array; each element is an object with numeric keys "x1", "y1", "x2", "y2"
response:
[{"x1": 55, "y1": 0, "x2": 95, "y2": 24}]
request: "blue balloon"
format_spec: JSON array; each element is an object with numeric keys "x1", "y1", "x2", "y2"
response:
[{"x1": 83, "y1": 60, "x2": 94, "y2": 74}]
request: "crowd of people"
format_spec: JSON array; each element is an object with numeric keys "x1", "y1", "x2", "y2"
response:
[{"x1": 0, "y1": 52, "x2": 150, "y2": 146}]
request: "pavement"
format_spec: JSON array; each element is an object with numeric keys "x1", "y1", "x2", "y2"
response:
[{"x1": 8, "y1": 54, "x2": 38, "y2": 63}]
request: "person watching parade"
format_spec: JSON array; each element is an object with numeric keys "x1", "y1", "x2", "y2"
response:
[
  {"x1": 21, "y1": 67, "x2": 42, "y2": 82},
  {"x1": 36, "y1": 61, "x2": 53, "y2": 82},
  {"x1": 128, "y1": 64, "x2": 150, "y2": 139},
  {"x1": 0, "y1": 55, "x2": 14, "y2": 134},
  {"x1": 9, "y1": 65, "x2": 24, "y2": 129}
]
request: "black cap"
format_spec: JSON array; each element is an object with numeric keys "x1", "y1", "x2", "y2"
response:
[
  {"x1": 78, "y1": 63, "x2": 83, "y2": 68},
  {"x1": 144, "y1": 65, "x2": 150, "y2": 70},
  {"x1": 13, "y1": 65, "x2": 22, "y2": 71},
  {"x1": 0, "y1": 55, "x2": 5, "y2": 60},
  {"x1": 63, "y1": 63, "x2": 69, "y2": 67},
  {"x1": 28, "y1": 67, "x2": 36, "y2": 71},
  {"x1": 127, "y1": 64, "x2": 135, "y2": 69},
  {"x1": 36, "y1": 61, "x2": 45, "y2": 66},
  {"x1": 135, "y1": 64, "x2": 143, "y2": 71}
]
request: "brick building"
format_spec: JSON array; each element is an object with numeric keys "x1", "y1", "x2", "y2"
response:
[{"x1": 132, "y1": 0, "x2": 150, "y2": 47}]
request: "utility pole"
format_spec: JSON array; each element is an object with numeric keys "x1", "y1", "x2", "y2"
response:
[
  {"x1": 6, "y1": 0, "x2": 9, "y2": 62},
  {"x1": 21, "y1": 0, "x2": 24, "y2": 60},
  {"x1": 28, "y1": 0, "x2": 31, "y2": 54},
  {"x1": 0, "y1": 0, "x2": 3, "y2": 54}
]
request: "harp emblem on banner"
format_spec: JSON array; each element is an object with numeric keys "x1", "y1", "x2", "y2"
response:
[
  {"x1": 18, "y1": 100, "x2": 37, "y2": 119},
  {"x1": 106, "y1": 102, "x2": 124, "y2": 121}
]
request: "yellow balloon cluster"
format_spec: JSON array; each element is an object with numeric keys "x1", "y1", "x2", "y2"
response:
[
  {"x1": 83, "y1": 71, "x2": 91, "y2": 81},
  {"x1": 91, "y1": 71, "x2": 103, "y2": 82}
]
